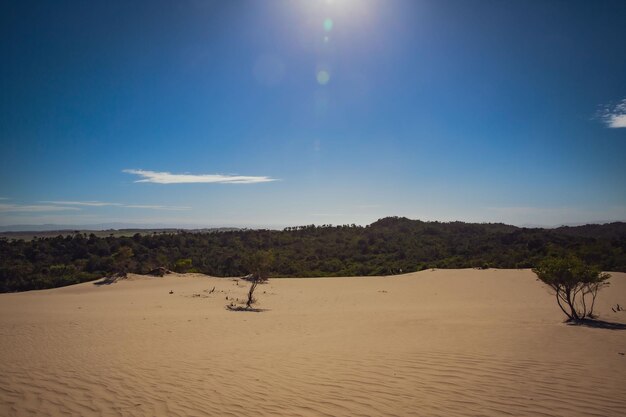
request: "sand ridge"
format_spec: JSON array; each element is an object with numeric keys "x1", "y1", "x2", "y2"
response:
[{"x1": 1, "y1": 269, "x2": 625, "y2": 416}]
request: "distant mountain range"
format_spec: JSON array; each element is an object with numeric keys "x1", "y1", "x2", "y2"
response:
[
  {"x1": 0, "y1": 223, "x2": 221, "y2": 232},
  {"x1": 0, "y1": 225, "x2": 243, "y2": 241},
  {"x1": 1, "y1": 219, "x2": 624, "y2": 233}
]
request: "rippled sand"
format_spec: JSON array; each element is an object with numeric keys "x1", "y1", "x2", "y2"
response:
[{"x1": 1, "y1": 269, "x2": 625, "y2": 417}]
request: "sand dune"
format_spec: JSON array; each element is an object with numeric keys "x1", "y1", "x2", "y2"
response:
[{"x1": 1, "y1": 269, "x2": 625, "y2": 417}]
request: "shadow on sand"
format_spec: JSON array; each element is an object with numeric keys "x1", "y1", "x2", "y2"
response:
[
  {"x1": 93, "y1": 273, "x2": 126, "y2": 286},
  {"x1": 566, "y1": 319, "x2": 626, "y2": 331},
  {"x1": 225, "y1": 305, "x2": 268, "y2": 313}
]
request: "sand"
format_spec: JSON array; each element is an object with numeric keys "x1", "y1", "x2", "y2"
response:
[{"x1": 1, "y1": 269, "x2": 625, "y2": 417}]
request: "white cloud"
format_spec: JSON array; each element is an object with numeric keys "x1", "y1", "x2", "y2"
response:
[
  {"x1": 41, "y1": 200, "x2": 191, "y2": 211},
  {"x1": 0, "y1": 203, "x2": 81, "y2": 213},
  {"x1": 601, "y1": 99, "x2": 626, "y2": 128},
  {"x1": 123, "y1": 169, "x2": 278, "y2": 184},
  {"x1": 609, "y1": 114, "x2": 626, "y2": 128}
]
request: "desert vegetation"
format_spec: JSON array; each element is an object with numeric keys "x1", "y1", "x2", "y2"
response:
[
  {"x1": 1, "y1": 217, "x2": 624, "y2": 292},
  {"x1": 533, "y1": 256, "x2": 611, "y2": 321},
  {"x1": 227, "y1": 251, "x2": 273, "y2": 311}
]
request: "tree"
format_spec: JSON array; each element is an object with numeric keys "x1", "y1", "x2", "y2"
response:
[{"x1": 533, "y1": 256, "x2": 610, "y2": 322}]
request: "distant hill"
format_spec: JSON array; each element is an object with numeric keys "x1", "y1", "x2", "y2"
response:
[
  {"x1": 553, "y1": 222, "x2": 626, "y2": 240},
  {"x1": 0, "y1": 223, "x2": 166, "y2": 232},
  {"x1": 1, "y1": 217, "x2": 625, "y2": 292},
  {"x1": 0, "y1": 227, "x2": 242, "y2": 241},
  {"x1": 0, "y1": 223, "x2": 244, "y2": 233}
]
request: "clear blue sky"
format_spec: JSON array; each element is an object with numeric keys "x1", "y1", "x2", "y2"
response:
[{"x1": 1, "y1": 0, "x2": 625, "y2": 228}]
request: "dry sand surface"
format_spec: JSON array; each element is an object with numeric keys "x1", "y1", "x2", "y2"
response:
[{"x1": 1, "y1": 269, "x2": 625, "y2": 417}]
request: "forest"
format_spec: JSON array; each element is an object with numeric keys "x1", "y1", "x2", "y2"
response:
[{"x1": 1, "y1": 217, "x2": 625, "y2": 292}]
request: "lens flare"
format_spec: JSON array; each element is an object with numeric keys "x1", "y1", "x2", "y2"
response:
[
  {"x1": 323, "y1": 18, "x2": 333, "y2": 32},
  {"x1": 316, "y1": 70, "x2": 330, "y2": 85}
]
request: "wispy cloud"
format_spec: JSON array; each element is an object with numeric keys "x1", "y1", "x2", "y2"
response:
[
  {"x1": 600, "y1": 99, "x2": 626, "y2": 128},
  {"x1": 123, "y1": 169, "x2": 278, "y2": 184},
  {"x1": 0, "y1": 203, "x2": 81, "y2": 213},
  {"x1": 41, "y1": 201, "x2": 122, "y2": 207},
  {"x1": 41, "y1": 201, "x2": 191, "y2": 211},
  {"x1": 124, "y1": 204, "x2": 191, "y2": 211}
]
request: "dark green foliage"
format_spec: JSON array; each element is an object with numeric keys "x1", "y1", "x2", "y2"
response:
[
  {"x1": 1, "y1": 217, "x2": 625, "y2": 292},
  {"x1": 174, "y1": 258, "x2": 193, "y2": 273},
  {"x1": 244, "y1": 250, "x2": 274, "y2": 282},
  {"x1": 533, "y1": 257, "x2": 611, "y2": 321}
]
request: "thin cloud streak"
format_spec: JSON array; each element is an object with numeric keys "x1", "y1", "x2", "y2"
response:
[
  {"x1": 41, "y1": 201, "x2": 122, "y2": 207},
  {"x1": 124, "y1": 204, "x2": 191, "y2": 211},
  {"x1": 123, "y1": 169, "x2": 278, "y2": 184},
  {"x1": 41, "y1": 201, "x2": 191, "y2": 210},
  {"x1": 0, "y1": 203, "x2": 81, "y2": 213}
]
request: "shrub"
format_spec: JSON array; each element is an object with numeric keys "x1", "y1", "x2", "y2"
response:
[{"x1": 533, "y1": 256, "x2": 610, "y2": 321}]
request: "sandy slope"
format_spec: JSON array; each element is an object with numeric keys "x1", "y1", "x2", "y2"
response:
[{"x1": 1, "y1": 269, "x2": 625, "y2": 417}]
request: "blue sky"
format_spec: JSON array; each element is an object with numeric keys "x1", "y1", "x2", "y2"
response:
[{"x1": 1, "y1": 0, "x2": 625, "y2": 228}]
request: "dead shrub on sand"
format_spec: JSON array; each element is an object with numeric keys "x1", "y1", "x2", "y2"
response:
[{"x1": 226, "y1": 250, "x2": 273, "y2": 312}]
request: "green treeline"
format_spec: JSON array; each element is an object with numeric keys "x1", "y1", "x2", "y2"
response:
[{"x1": 1, "y1": 217, "x2": 625, "y2": 292}]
